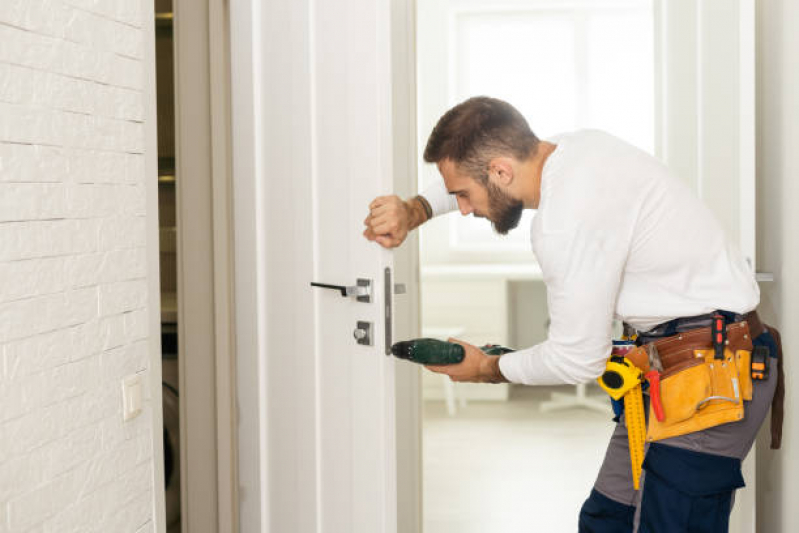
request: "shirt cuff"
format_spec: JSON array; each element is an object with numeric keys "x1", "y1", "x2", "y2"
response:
[
  {"x1": 498, "y1": 351, "x2": 525, "y2": 384},
  {"x1": 420, "y1": 179, "x2": 458, "y2": 217}
]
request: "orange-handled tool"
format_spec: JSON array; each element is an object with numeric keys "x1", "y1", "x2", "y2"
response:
[{"x1": 645, "y1": 344, "x2": 665, "y2": 422}]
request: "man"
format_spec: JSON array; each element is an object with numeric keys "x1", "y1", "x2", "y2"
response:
[{"x1": 362, "y1": 97, "x2": 783, "y2": 532}]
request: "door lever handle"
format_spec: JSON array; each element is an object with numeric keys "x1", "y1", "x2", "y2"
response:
[{"x1": 310, "y1": 278, "x2": 372, "y2": 302}]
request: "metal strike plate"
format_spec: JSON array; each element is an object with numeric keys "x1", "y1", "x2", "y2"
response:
[
  {"x1": 355, "y1": 278, "x2": 372, "y2": 303},
  {"x1": 354, "y1": 321, "x2": 373, "y2": 346}
]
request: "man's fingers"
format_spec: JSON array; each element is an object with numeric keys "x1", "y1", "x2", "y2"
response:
[
  {"x1": 369, "y1": 196, "x2": 391, "y2": 210},
  {"x1": 369, "y1": 203, "x2": 392, "y2": 217},
  {"x1": 375, "y1": 235, "x2": 397, "y2": 248},
  {"x1": 447, "y1": 337, "x2": 465, "y2": 347},
  {"x1": 371, "y1": 220, "x2": 396, "y2": 235}
]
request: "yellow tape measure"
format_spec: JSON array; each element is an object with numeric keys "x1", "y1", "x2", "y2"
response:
[
  {"x1": 624, "y1": 384, "x2": 646, "y2": 490},
  {"x1": 598, "y1": 356, "x2": 646, "y2": 490}
]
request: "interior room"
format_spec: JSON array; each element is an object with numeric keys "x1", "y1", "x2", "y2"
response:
[{"x1": 0, "y1": 1, "x2": 796, "y2": 532}]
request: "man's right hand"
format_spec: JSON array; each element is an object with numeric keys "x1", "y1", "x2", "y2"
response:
[{"x1": 363, "y1": 195, "x2": 428, "y2": 249}]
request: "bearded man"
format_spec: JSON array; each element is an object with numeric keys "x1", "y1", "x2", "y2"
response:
[{"x1": 363, "y1": 96, "x2": 783, "y2": 533}]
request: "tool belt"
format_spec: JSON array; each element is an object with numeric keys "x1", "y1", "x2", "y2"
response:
[{"x1": 623, "y1": 310, "x2": 784, "y2": 448}]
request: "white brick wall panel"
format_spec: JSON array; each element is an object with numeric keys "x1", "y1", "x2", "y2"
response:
[
  {"x1": 65, "y1": 183, "x2": 111, "y2": 219},
  {"x1": 10, "y1": 0, "x2": 73, "y2": 42},
  {"x1": 134, "y1": 520, "x2": 154, "y2": 533},
  {"x1": 0, "y1": 219, "x2": 99, "y2": 262},
  {"x1": 0, "y1": 0, "x2": 25, "y2": 27},
  {"x1": 116, "y1": 23, "x2": 145, "y2": 60},
  {"x1": 99, "y1": 215, "x2": 146, "y2": 250},
  {"x1": 78, "y1": 432, "x2": 149, "y2": 499},
  {"x1": 65, "y1": 249, "x2": 147, "y2": 290},
  {"x1": 3, "y1": 325, "x2": 72, "y2": 379},
  {"x1": 0, "y1": 26, "x2": 58, "y2": 75},
  {"x1": 0, "y1": 256, "x2": 67, "y2": 304},
  {"x1": 45, "y1": 287, "x2": 99, "y2": 337},
  {"x1": 125, "y1": 153, "x2": 144, "y2": 184},
  {"x1": 98, "y1": 279, "x2": 147, "y2": 316},
  {"x1": 70, "y1": 149, "x2": 125, "y2": 184},
  {"x1": 0, "y1": 25, "x2": 141, "y2": 92},
  {"x1": 44, "y1": 421, "x2": 104, "y2": 478},
  {"x1": 0, "y1": 396, "x2": 80, "y2": 459},
  {"x1": 0, "y1": 183, "x2": 68, "y2": 222},
  {"x1": 1, "y1": 2, "x2": 154, "y2": 527},
  {"x1": 64, "y1": 252, "x2": 104, "y2": 289},
  {"x1": 122, "y1": 408, "x2": 152, "y2": 445},
  {"x1": 43, "y1": 354, "x2": 101, "y2": 407},
  {"x1": 0, "y1": 287, "x2": 97, "y2": 344},
  {"x1": 41, "y1": 482, "x2": 110, "y2": 533},
  {"x1": 0, "y1": 62, "x2": 145, "y2": 121},
  {"x1": 67, "y1": 248, "x2": 147, "y2": 288},
  {"x1": 111, "y1": 54, "x2": 143, "y2": 91},
  {"x1": 0, "y1": 63, "x2": 26, "y2": 105},
  {"x1": 0, "y1": 447, "x2": 46, "y2": 505},
  {"x1": 0, "y1": 371, "x2": 46, "y2": 423},
  {"x1": 100, "y1": 491, "x2": 152, "y2": 533},
  {"x1": 0, "y1": 296, "x2": 54, "y2": 343},
  {"x1": 100, "y1": 340, "x2": 147, "y2": 382},
  {"x1": 105, "y1": 247, "x2": 148, "y2": 281},
  {"x1": 0, "y1": 143, "x2": 69, "y2": 183},
  {"x1": 116, "y1": 0, "x2": 142, "y2": 28},
  {"x1": 124, "y1": 308, "x2": 149, "y2": 342},
  {"x1": 6, "y1": 478, "x2": 59, "y2": 531},
  {"x1": 95, "y1": 313, "x2": 127, "y2": 352}
]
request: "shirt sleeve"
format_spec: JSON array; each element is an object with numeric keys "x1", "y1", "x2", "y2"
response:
[
  {"x1": 420, "y1": 179, "x2": 458, "y2": 217},
  {"x1": 498, "y1": 228, "x2": 629, "y2": 385}
]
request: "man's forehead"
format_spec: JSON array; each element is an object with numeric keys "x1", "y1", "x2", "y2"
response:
[{"x1": 437, "y1": 159, "x2": 471, "y2": 191}]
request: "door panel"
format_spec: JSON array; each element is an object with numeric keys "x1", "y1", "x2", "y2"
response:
[{"x1": 313, "y1": 0, "x2": 397, "y2": 532}]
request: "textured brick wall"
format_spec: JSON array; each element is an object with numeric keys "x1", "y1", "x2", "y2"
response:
[{"x1": 0, "y1": 1, "x2": 156, "y2": 532}]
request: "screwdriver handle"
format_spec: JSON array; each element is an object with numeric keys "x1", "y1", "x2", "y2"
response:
[{"x1": 646, "y1": 370, "x2": 665, "y2": 422}]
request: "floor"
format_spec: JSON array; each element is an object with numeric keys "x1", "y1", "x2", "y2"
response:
[{"x1": 423, "y1": 383, "x2": 616, "y2": 533}]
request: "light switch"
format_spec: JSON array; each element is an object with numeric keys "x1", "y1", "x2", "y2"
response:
[{"x1": 122, "y1": 374, "x2": 143, "y2": 421}]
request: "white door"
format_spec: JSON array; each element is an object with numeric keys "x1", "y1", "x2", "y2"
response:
[
  {"x1": 230, "y1": 0, "x2": 409, "y2": 531},
  {"x1": 311, "y1": 1, "x2": 399, "y2": 531},
  {"x1": 656, "y1": 1, "x2": 757, "y2": 531}
]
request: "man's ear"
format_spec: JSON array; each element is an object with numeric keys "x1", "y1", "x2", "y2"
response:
[{"x1": 488, "y1": 157, "x2": 515, "y2": 186}]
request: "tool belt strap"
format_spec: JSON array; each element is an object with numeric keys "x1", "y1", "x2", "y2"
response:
[{"x1": 640, "y1": 310, "x2": 784, "y2": 449}]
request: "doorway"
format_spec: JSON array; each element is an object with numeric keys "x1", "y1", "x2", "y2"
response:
[
  {"x1": 415, "y1": 0, "x2": 654, "y2": 530},
  {"x1": 152, "y1": 1, "x2": 237, "y2": 531}
]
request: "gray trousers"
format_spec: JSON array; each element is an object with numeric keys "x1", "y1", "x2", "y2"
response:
[{"x1": 590, "y1": 357, "x2": 778, "y2": 532}]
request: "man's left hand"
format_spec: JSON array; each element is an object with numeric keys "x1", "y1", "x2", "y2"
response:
[{"x1": 424, "y1": 338, "x2": 509, "y2": 384}]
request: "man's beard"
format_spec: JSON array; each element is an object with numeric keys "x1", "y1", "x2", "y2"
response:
[{"x1": 484, "y1": 179, "x2": 524, "y2": 235}]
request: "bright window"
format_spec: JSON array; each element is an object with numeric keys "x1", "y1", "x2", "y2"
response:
[{"x1": 418, "y1": 0, "x2": 654, "y2": 260}]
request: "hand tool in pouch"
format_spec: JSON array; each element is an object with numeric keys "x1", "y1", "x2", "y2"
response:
[
  {"x1": 598, "y1": 356, "x2": 646, "y2": 490},
  {"x1": 644, "y1": 344, "x2": 665, "y2": 422}
]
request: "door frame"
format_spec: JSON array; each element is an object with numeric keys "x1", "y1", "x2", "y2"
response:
[{"x1": 171, "y1": 0, "x2": 238, "y2": 531}]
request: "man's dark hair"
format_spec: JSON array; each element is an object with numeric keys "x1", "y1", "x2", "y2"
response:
[{"x1": 423, "y1": 96, "x2": 540, "y2": 183}]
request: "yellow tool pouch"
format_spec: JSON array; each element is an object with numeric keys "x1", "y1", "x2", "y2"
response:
[{"x1": 646, "y1": 347, "x2": 753, "y2": 442}]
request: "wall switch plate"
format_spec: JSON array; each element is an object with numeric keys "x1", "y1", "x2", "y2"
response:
[{"x1": 122, "y1": 374, "x2": 143, "y2": 421}]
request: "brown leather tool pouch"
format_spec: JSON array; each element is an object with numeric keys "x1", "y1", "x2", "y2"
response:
[{"x1": 645, "y1": 322, "x2": 754, "y2": 443}]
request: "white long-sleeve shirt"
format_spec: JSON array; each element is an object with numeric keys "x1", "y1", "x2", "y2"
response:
[{"x1": 421, "y1": 129, "x2": 760, "y2": 385}]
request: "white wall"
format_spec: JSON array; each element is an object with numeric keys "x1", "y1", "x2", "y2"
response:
[
  {"x1": 0, "y1": 1, "x2": 161, "y2": 531},
  {"x1": 755, "y1": 0, "x2": 799, "y2": 530}
]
